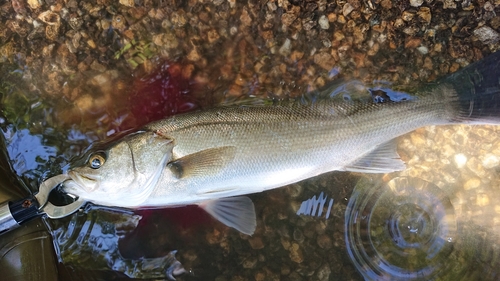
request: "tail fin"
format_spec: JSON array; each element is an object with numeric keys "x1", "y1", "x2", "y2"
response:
[{"x1": 442, "y1": 51, "x2": 500, "y2": 124}]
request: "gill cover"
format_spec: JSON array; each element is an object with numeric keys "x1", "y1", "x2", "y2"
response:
[{"x1": 66, "y1": 131, "x2": 174, "y2": 206}]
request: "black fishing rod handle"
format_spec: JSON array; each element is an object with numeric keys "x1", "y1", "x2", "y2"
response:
[{"x1": 0, "y1": 196, "x2": 40, "y2": 235}]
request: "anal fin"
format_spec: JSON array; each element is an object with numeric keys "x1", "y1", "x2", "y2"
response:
[
  {"x1": 198, "y1": 196, "x2": 256, "y2": 235},
  {"x1": 345, "y1": 140, "x2": 406, "y2": 173}
]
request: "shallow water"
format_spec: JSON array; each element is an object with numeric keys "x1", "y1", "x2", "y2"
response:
[{"x1": 1, "y1": 1, "x2": 500, "y2": 280}]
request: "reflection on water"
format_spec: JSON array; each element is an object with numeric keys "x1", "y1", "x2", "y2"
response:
[
  {"x1": 346, "y1": 176, "x2": 457, "y2": 280},
  {"x1": 48, "y1": 205, "x2": 186, "y2": 280},
  {"x1": 346, "y1": 174, "x2": 500, "y2": 281},
  {"x1": 1, "y1": 0, "x2": 500, "y2": 279},
  {"x1": 2, "y1": 74, "x2": 500, "y2": 279}
]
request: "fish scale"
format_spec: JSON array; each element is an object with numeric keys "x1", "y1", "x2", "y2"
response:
[
  {"x1": 143, "y1": 86, "x2": 454, "y2": 206},
  {"x1": 63, "y1": 51, "x2": 500, "y2": 234}
]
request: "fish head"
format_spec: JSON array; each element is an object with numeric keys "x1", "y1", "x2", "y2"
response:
[{"x1": 65, "y1": 131, "x2": 174, "y2": 206}]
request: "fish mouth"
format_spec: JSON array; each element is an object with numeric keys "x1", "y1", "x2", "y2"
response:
[{"x1": 67, "y1": 170, "x2": 99, "y2": 192}]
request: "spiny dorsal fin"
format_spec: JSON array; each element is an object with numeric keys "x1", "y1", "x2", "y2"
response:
[
  {"x1": 167, "y1": 146, "x2": 236, "y2": 178},
  {"x1": 344, "y1": 140, "x2": 406, "y2": 173}
]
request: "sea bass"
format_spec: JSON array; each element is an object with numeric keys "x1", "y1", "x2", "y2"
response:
[{"x1": 64, "y1": 51, "x2": 500, "y2": 235}]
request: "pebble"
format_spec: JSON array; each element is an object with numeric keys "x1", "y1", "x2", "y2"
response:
[
  {"x1": 90, "y1": 60, "x2": 106, "y2": 72},
  {"x1": 317, "y1": 234, "x2": 332, "y2": 249},
  {"x1": 119, "y1": 0, "x2": 134, "y2": 7},
  {"x1": 481, "y1": 154, "x2": 500, "y2": 169},
  {"x1": 477, "y1": 193, "x2": 490, "y2": 207},
  {"x1": 410, "y1": 132, "x2": 426, "y2": 146},
  {"x1": 464, "y1": 178, "x2": 481, "y2": 190},
  {"x1": 316, "y1": 264, "x2": 331, "y2": 281},
  {"x1": 474, "y1": 26, "x2": 500, "y2": 44},
  {"x1": 240, "y1": 8, "x2": 252, "y2": 26},
  {"x1": 417, "y1": 45, "x2": 429, "y2": 54},
  {"x1": 402, "y1": 11, "x2": 415, "y2": 22},
  {"x1": 405, "y1": 38, "x2": 422, "y2": 49},
  {"x1": 410, "y1": 0, "x2": 424, "y2": 7},
  {"x1": 313, "y1": 52, "x2": 335, "y2": 70},
  {"x1": 342, "y1": 3, "x2": 354, "y2": 17},
  {"x1": 293, "y1": 229, "x2": 304, "y2": 242},
  {"x1": 267, "y1": 1, "x2": 277, "y2": 11},
  {"x1": 242, "y1": 257, "x2": 258, "y2": 269},
  {"x1": 417, "y1": 7, "x2": 432, "y2": 24},
  {"x1": 455, "y1": 153, "x2": 467, "y2": 168},
  {"x1": 467, "y1": 157, "x2": 487, "y2": 177},
  {"x1": 381, "y1": 0, "x2": 392, "y2": 9},
  {"x1": 333, "y1": 31, "x2": 345, "y2": 41},
  {"x1": 255, "y1": 271, "x2": 265, "y2": 281},
  {"x1": 442, "y1": 0, "x2": 457, "y2": 9},
  {"x1": 279, "y1": 38, "x2": 292, "y2": 56},
  {"x1": 248, "y1": 237, "x2": 264, "y2": 249},
  {"x1": 289, "y1": 243, "x2": 303, "y2": 263},
  {"x1": 187, "y1": 47, "x2": 201, "y2": 61},
  {"x1": 318, "y1": 15, "x2": 329, "y2": 30},
  {"x1": 27, "y1": 0, "x2": 41, "y2": 9}
]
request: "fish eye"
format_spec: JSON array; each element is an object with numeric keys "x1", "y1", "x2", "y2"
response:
[{"x1": 88, "y1": 153, "x2": 106, "y2": 169}]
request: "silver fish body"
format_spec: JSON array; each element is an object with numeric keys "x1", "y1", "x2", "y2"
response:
[
  {"x1": 64, "y1": 51, "x2": 500, "y2": 234},
  {"x1": 142, "y1": 86, "x2": 453, "y2": 206}
]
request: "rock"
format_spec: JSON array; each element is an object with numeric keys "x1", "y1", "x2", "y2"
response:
[
  {"x1": 279, "y1": 38, "x2": 292, "y2": 56},
  {"x1": 267, "y1": 1, "x2": 277, "y2": 11},
  {"x1": 410, "y1": 132, "x2": 426, "y2": 146},
  {"x1": 317, "y1": 234, "x2": 332, "y2": 249},
  {"x1": 248, "y1": 237, "x2": 264, "y2": 249},
  {"x1": 402, "y1": 11, "x2": 415, "y2": 22},
  {"x1": 293, "y1": 229, "x2": 304, "y2": 242},
  {"x1": 381, "y1": 0, "x2": 392, "y2": 9},
  {"x1": 481, "y1": 153, "x2": 500, "y2": 169},
  {"x1": 240, "y1": 8, "x2": 252, "y2": 26},
  {"x1": 318, "y1": 15, "x2": 329, "y2": 30},
  {"x1": 316, "y1": 264, "x2": 331, "y2": 281},
  {"x1": 464, "y1": 178, "x2": 481, "y2": 190},
  {"x1": 477, "y1": 193, "x2": 490, "y2": 207},
  {"x1": 417, "y1": 45, "x2": 429, "y2": 54},
  {"x1": 27, "y1": 0, "x2": 41, "y2": 10},
  {"x1": 418, "y1": 7, "x2": 432, "y2": 24},
  {"x1": 187, "y1": 47, "x2": 201, "y2": 61},
  {"x1": 410, "y1": 0, "x2": 424, "y2": 7},
  {"x1": 281, "y1": 13, "x2": 297, "y2": 27},
  {"x1": 333, "y1": 31, "x2": 345, "y2": 41},
  {"x1": 242, "y1": 257, "x2": 258, "y2": 269},
  {"x1": 289, "y1": 243, "x2": 303, "y2": 263},
  {"x1": 119, "y1": 0, "x2": 134, "y2": 7},
  {"x1": 207, "y1": 29, "x2": 220, "y2": 43},
  {"x1": 467, "y1": 157, "x2": 487, "y2": 178},
  {"x1": 442, "y1": 0, "x2": 457, "y2": 9},
  {"x1": 255, "y1": 271, "x2": 266, "y2": 281},
  {"x1": 342, "y1": 3, "x2": 354, "y2": 17},
  {"x1": 474, "y1": 26, "x2": 500, "y2": 44},
  {"x1": 313, "y1": 52, "x2": 335, "y2": 70}
]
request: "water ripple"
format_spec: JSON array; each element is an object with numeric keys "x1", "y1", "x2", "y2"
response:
[{"x1": 345, "y1": 177, "x2": 457, "y2": 280}]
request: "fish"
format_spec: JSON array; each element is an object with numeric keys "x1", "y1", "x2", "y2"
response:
[{"x1": 63, "y1": 51, "x2": 500, "y2": 235}]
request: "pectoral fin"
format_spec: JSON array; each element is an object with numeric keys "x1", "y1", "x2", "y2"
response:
[
  {"x1": 345, "y1": 140, "x2": 406, "y2": 173},
  {"x1": 198, "y1": 196, "x2": 256, "y2": 235},
  {"x1": 167, "y1": 146, "x2": 236, "y2": 178}
]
